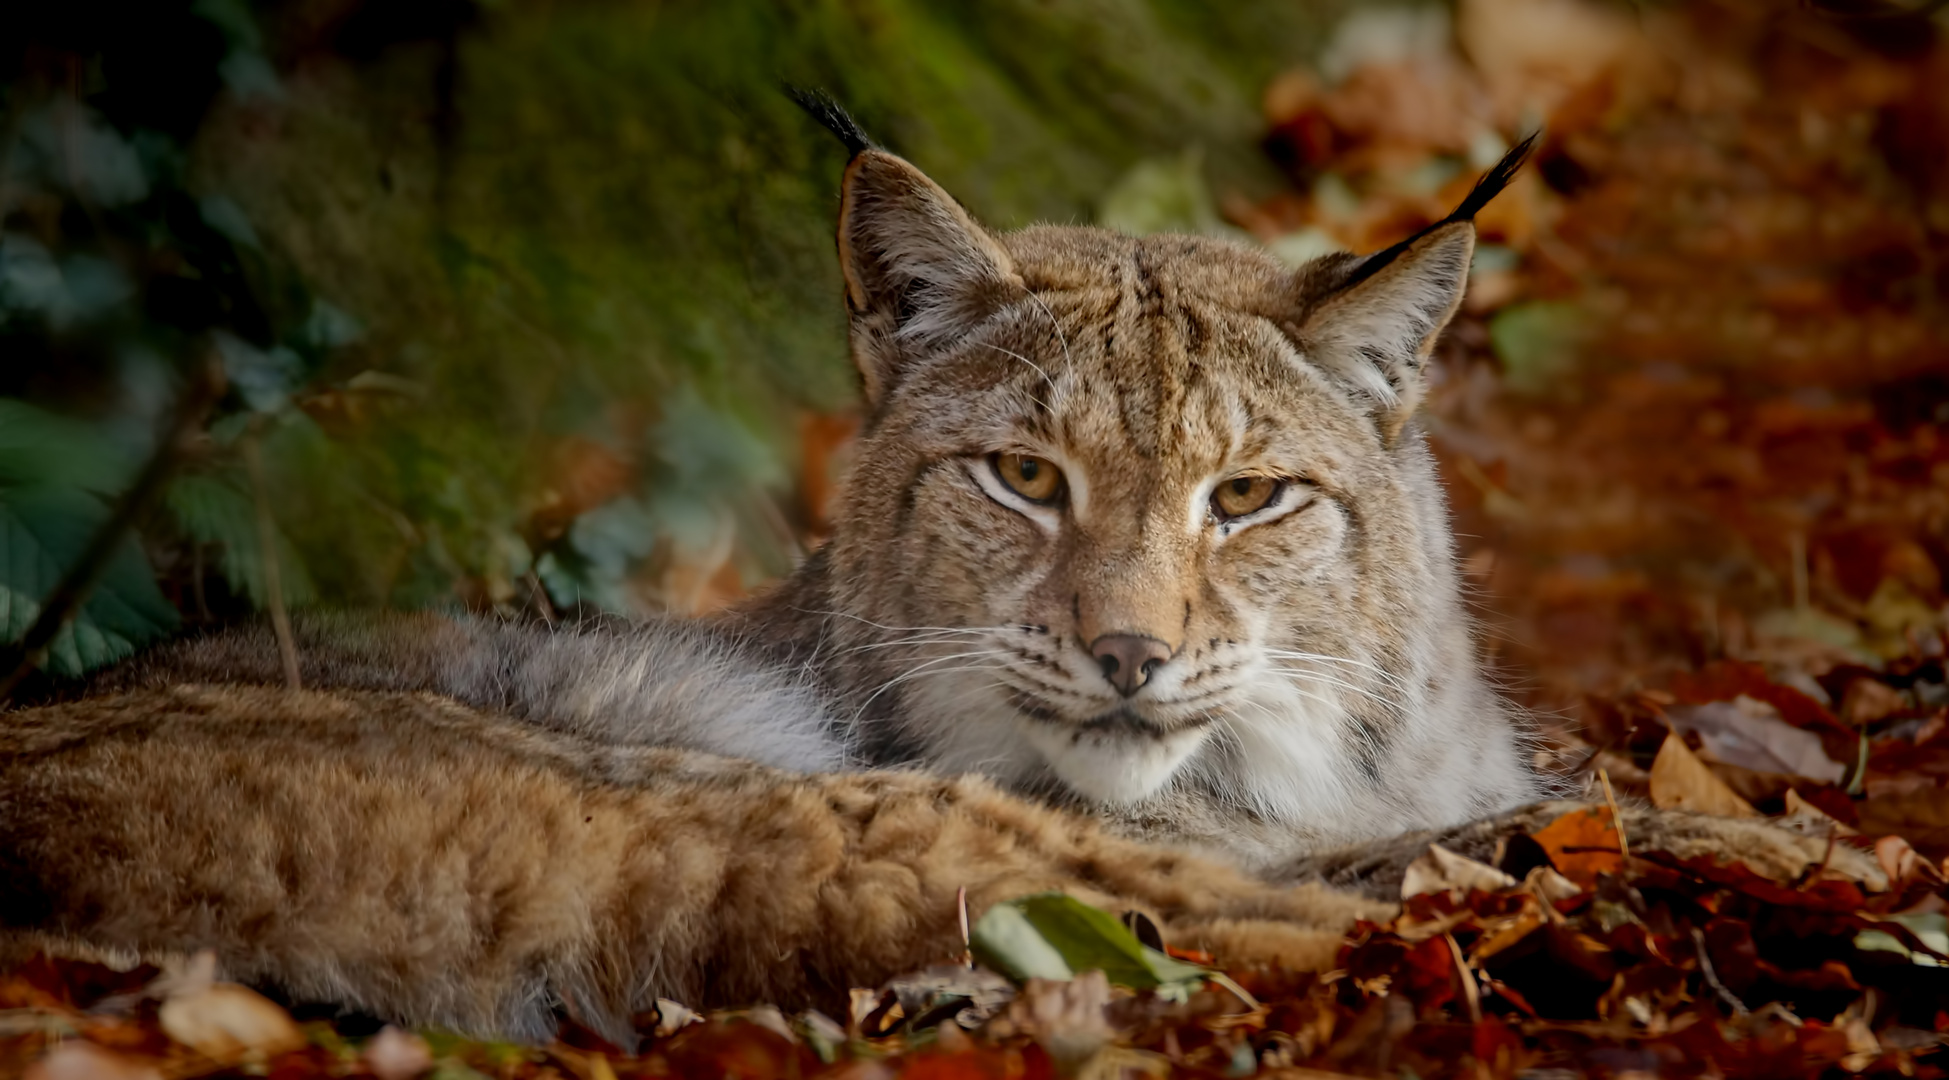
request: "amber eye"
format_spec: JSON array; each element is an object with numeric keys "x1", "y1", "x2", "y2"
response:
[
  {"x1": 993, "y1": 452, "x2": 1063, "y2": 503},
  {"x1": 1212, "y1": 475, "x2": 1280, "y2": 519}
]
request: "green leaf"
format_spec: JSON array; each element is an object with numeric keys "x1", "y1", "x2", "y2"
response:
[
  {"x1": 1857, "y1": 912, "x2": 1949, "y2": 968},
  {"x1": 0, "y1": 398, "x2": 135, "y2": 493},
  {"x1": 968, "y1": 901, "x2": 1076, "y2": 983},
  {"x1": 970, "y1": 892, "x2": 1211, "y2": 996},
  {"x1": 166, "y1": 474, "x2": 315, "y2": 610},
  {"x1": 0, "y1": 485, "x2": 177, "y2": 676}
]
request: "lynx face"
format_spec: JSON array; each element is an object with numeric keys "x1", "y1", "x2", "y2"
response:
[{"x1": 817, "y1": 144, "x2": 1540, "y2": 839}]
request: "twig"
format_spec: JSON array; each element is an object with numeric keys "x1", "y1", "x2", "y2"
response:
[
  {"x1": 1691, "y1": 927, "x2": 1748, "y2": 1016},
  {"x1": 0, "y1": 361, "x2": 220, "y2": 702},
  {"x1": 527, "y1": 571, "x2": 556, "y2": 626},
  {"x1": 957, "y1": 886, "x2": 972, "y2": 968},
  {"x1": 242, "y1": 430, "x2": 301, "y2": 691},
  {"x1": 1599, "y1": 767, "x2": 1631, "y2": 860},
  {"x1": 1444, "y1": 932, "x2": 1483, "y2": 1025}
]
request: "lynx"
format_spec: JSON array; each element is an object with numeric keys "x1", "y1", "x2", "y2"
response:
[
  {"x1": 100, "y1": 105, "x2": 1546, "y2": 864},
  {"x1": 1, "y1": 103, "x2": 1874, "y2": 1042}
]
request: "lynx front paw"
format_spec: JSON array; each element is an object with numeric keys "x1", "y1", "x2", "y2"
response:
[
  {"x1": 1277, "y1": 800, "x2": 1889, "y2": 898},
  {"x1": 1610, "y1": 803, "x2": 1888, "y2": 890}
]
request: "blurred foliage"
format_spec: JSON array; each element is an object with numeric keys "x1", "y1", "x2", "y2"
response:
[{"x1": 0, "y1": 0, "x2": 1352, "y2": 673}]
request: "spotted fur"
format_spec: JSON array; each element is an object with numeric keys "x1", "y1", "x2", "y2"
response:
[
  {"x1": 92, "y1": 133, "x2": 1547, "y2": 869},
  {"x1": 782, "y1": 131, "x2": 1547, "y2": 862}
]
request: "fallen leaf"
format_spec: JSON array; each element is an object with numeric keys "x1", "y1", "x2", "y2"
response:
[
  {"x1": 362, "y1": 1026, "x2": 433, "y2": 1080},
  {"x1": 156, "y1": 981, "x2": 304, "y2": 1064},
  {"x1": 969, "y1": 892, "x2": 1208, "y2": 998},
  {"x1": 1522, "y1": 865, "x2": 1584, "y2": 904},
  {"x1": 1842, "y1": 677, "x2": 1909, "y2": 727},
  {"x1": 652, "y1": 998, "x2": 701, "y2": 1039},
  {"x1": 738, "y1": 1005, "x2": 795, "y2": 1044},
  {"x1": 989, "y1": 972, "x2": 1114, "y2": 1069},
  {"x1": 1529, "y1": 805, "x2": 1626, "y2": 884},
  {"x1": 1664, "y1": 696, "x2": 1846, "y2": 784},
  {"x1": 1873, "y1": 834, "x2": 1944, "y2": 889},
  {"x1": 793, "y1": 1010, "x2": 847, "y2": 1064},
  {"x1": 552, "y1": 1046, "x2": 620, "y2": 1080},
  {"x1": 1648, "y1": 733, "x2": 1762, "y2": 818},
  {"x1": 23, "y1": 1041, "x2": 161, "y2": 1080},
  {"x1": 1400, "y1": 843, "x2": 1518, "y2": 899},
  {"x1": 880, "y1": 963, "x2": 1016, "y2": 1031}
]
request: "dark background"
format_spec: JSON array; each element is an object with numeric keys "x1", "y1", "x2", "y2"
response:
[{"x1": 1, "y1": 0, "x2": 1944, "y2": 736}]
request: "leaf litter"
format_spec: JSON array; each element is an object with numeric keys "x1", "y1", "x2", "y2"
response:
[{"x1": 7, "y1": 0, "x2": 1949, "y2": 1075}]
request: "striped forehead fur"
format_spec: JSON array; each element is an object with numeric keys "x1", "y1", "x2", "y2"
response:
[{"x1": 796, "y1": 98, "x2": 1545, "y2": 853}]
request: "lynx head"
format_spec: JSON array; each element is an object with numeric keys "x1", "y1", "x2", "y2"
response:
[{"x1": 807, "y1": 102, "x2": 1538, "y2": 837}]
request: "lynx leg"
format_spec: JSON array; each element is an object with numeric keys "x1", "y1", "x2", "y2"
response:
[
  {"x1": 1276, "y1": 800, "x2": 1888, "y2": 898},
  {"x1": 1, "y1": 687, "x2": 1389, "y2": 1042}
]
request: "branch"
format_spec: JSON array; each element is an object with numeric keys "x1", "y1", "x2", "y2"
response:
[{"x1": 0, "y1": 357, "x2": 222, "y2": 702}]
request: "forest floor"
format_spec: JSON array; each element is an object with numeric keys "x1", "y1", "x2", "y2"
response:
[{"x1": 6, "y1": 1, "x2": 1949, "y2": 1077}]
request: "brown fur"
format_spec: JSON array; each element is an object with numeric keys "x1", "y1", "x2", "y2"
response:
[
  {"x1": 92, "y1": 138, "x2": 1544, "y2": 866},
  {"x1": 0, "y1": 686, "x2": 1385, "y2": 1043}
]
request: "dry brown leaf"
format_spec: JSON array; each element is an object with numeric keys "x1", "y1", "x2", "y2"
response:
[
  {"x1": 553, "y1": 1046, "x2": 620, "y2": 1080},
  {"x1": 1842, "y1": 678, "x2": 1908, "y2": 727},
  {"x1": 156, "y1": 981, "x2": 303, "y2": 1064},
  {"x1": 1522, "y1": 865, "x2": 1584, "y2": 904},
  {"x1": 1664, "y1": 696, "x2": 1847, "y2": 784},
  {"x1": 1873, "y1": 834, "x2": 1944, "y2": 888},
  {"x1": 1779, "y1": 789, "x2": 1859, "y2": 837},
  {"x1": 24, "y1": 1042, "x2": 162, "y2": 1080},
  {"x1": 361, "y1": 1026, "x2": 433, "y2": 1080},
  {"x1": 1649, "y1": 734, "x2": 1762, "y2": 818},
  {"x1": 1529, "y1": 806, "x2": 1627, "y2": 885},
  {"x1": 989, "y1": 971, "x2": 1114, "y2": 1068},
  {"x1": 741, "y1": 1005, "x2": 796, "y2": 1043},
  {"x1": 1471, "y1": 907, "x2": 1547, "y2": 962},
  {"x1": 1400, "y1": 843, "x2": 1518, "y2": 899}
]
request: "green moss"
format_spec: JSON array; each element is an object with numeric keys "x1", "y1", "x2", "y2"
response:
[{"x1": 180, "y1": 1, "x2": 1350, "y2": 610}]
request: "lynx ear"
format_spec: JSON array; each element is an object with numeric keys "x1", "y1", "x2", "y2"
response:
[
  {"x1": 1290, "y1": 223, "x2": 1476, "y2": 444},
  {"x1": 1288, "y1": 133, "x2": 1535, "y2": 445},
  {"x1": 837, "y1": 150, "x2": 1021, "y2": 404}
]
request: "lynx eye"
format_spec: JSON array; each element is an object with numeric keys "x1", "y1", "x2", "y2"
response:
[
  {"x1": 1212, "y1": 475, "x2": 1281, "y2": 520},
  {"x1": 993, "y1": 453, "x2": 1063, "y2": 503}
]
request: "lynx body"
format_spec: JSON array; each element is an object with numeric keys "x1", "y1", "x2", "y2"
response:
[
  {"x1": 4, "y1": 113, "x2": 1590, "y2": 1039},
  {"x1": 106, "y1": 124, "x2": 1547, "y2": 867}
]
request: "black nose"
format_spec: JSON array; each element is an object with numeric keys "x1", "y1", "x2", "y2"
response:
[{"x1": 1089, "y1": 634, "x2": 1172, "y2": 697}]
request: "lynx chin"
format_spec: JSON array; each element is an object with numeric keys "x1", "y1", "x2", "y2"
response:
[{"x1": 101, "y1": 103, "x2": 1548, "y2": 869}]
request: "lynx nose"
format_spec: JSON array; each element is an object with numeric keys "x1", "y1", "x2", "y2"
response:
[{"x1": 1090, "y1": 634, "x2": 1172, "y2": 697}]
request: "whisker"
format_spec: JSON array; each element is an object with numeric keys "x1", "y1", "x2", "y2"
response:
[
  {"x1": 843, "y1": 633, "x2": 1010, "y2": 654},
  {"x1": 1246, "y1": 679, "x2": 1340, "y2": 714},
  {"x1": 1259, "y1": 649, "x2": 1411, "y2": 692},
  {"x1": 853, "y1": 650, "x2": 1012, "y2": 717},
  {"x1": 973, "y1": 341, "x2": 1053, "y2": 386},
  {"x1": 855, "y1": 663, "x2": 1010, "y2": 720},
  {"x1": 1024, "y1": 290, "x2": 1075, "y2": 371},
  {"x1": 795, "y1": 609, "x2": 1020, "y2": 636},
  {"x1": 1266, "y1": 667, "x2": 1398, "y2": 709}
]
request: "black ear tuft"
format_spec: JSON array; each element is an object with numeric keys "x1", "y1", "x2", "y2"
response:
[
  {"x1": 1444, "y1": 130, "x2": 1539, "y2": 225},
  {"x1": 788, "y1": 86, "x2": 874, "y2": 158},
  {"x1": 1340, "y1": 130, "x2": 1538, "y2": 290}
]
